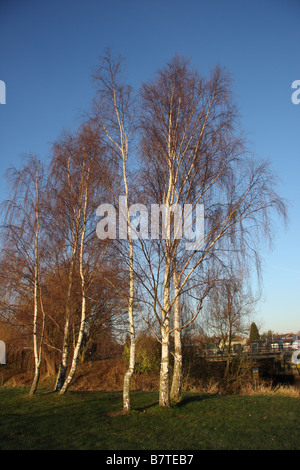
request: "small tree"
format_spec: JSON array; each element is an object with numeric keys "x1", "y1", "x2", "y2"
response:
[
  {"x1": 206, "y1": 270, "x2": 257, "y2": 378},
  {"x1": 48, "y1": 122, "x2": 110, "y2": 393},
  {"x1": 1, "y1": 155, "x2": 47, "y2": 395},
  {"x1": 248, "y1": 322, "x2": 260, "y2": 344}
]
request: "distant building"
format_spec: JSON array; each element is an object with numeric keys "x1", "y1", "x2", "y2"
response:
[
  {"x1": 218, "y1": 336, "x2": 248, "y2": 353},
  {"x1": 267, "y1": 333, "x2": 299, "y2": 351},
  {"x1": 248, "y1": 333, "x2": 300, "y2": 352}
]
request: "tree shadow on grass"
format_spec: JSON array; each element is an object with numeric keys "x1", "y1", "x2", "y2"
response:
[
  {"x1": 176, "y1": 393, "x2": 218, "y2": 408},
  {"x1": 133, "y1": 399, "x2": 159, "y2": 413},
  {"x1": 133, "y1": 393, "x2": 218, "y2": 413}
]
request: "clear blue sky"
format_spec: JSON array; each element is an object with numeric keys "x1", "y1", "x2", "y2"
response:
[{"x1": 0, "y1": 0, "x2": 299, "y2": 334}]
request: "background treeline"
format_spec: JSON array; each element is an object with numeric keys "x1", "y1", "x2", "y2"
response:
[{"x1": 0, "y1": 51, "x2": 286, "y2": 408}]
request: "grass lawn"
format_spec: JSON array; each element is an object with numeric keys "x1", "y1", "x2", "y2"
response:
[{"x1": 0, "y1": 387, "x2": 299, "y2": 450}]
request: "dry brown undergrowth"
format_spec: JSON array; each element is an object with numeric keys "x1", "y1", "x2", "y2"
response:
[{"x1": 1, "y1": 357, "x2": 300, "y2": 397}]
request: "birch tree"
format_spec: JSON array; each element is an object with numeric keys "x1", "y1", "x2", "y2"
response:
[
  {"x1": 49, "y1": 123, "x2": 109, "y2": 392},
  {"x1": 49, "y1": 133, "x2": 83, "y2": 391},
  {"x1": 92, "y1": 50, "x2": 136, "y2": 412},
  {"x1": 138, "y1": 56, "x2": 286, "y2": 406},
  {"x1": 205, "y1": 269, "x2": 258, "y2": 378},
  {"x1": 1, "y1": 156, "x2": 47, "y2": 395},
  {"x1": 58, "y1": 123, "x2": 113, "y2": 394}
]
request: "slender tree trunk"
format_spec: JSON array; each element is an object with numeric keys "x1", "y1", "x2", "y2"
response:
[
  {"x1": 122, "y1": 165, "x2": 136, "y2": 412},
  {"x1": 170, "y1": 269, "x2": 182, "y2": 402},
  {"x1": 159, "y1": 322, "x2": 170, "y2": 407},
  {"x1": 123, "y1": 293, "x2": 135, "y2": 411},
  {"x1": 158, "y1": 123, "x2": 174, "y2": 407},
  {"x1": 29, "y1": 293, "x2": 46, "y2": 396},
  {"x1": 54, "y1": 246, "x2": 77, "y2": 391},
  {"x1": 59, "y1": 297, "x2": 86, "y2": 394},
  {"x1": 55, "y1": 318, "x2": 70, "y2": 391},
  {"x1": 29, "y1": 172, "x2": 43, "y2": 396},
  {"x1": 159, "y1": 249, "x2": 171, "y2": 407},
  {"x1": 29, "y1": 248, "x2": 40, "y2": 395},
  {"x1": 93, "y1": 52, "x2": 136, "y2": 412},
  {"x1": 59, "y1": 182, "x2": 89, "y2": 394},
  {"x1": 29, "y1": 267, "x2": 40, "y2": 396},
  {"x1": 225, "y1": 326, "x2": 233, "y2": 378}
]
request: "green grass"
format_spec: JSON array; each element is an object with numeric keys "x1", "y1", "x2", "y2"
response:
[{"x1": 0, "y1": 387, "x2": 300, "y2": 450}]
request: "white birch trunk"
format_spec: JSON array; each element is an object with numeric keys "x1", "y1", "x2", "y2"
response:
[
  {"x1": 55, "y1": 319, "x2": 70, "y2": 391},
  {"x1": 159, "y1": 322, "x2": 170, "y2": 407},
  {"x1": 170, "y1": 270, "x2": 182, "y2": 402},
  {"x1": 29, "y1": 171, "x2": 44, "y2": 396},
  {"x1": 59, "y1": 182, "x2": 89, "y2": 394},
  {"x1": 54, "y1": 245, "x2": 77, "y2": 391},
  {"x1": 122, "y1": 159, "x2": 136, "y2": 413},
  {"x1": 95, "y1": 56, "x2": 136, "y2": 412},
  {"x1": 59, "y1": 296, "x2": 86, "y2": 394},
  {"x1": 123, "y1": 288, "x2": 135, "y2": 411},
  {"x1": 29, "y1": 254, "x2": 40, "y2": 396},
  {"x1": 159, "y1": 248, "x2": 171, "y2": 407},
  {"x1": 158, "y1": 116, "x2": 174, "y2": 407},
  {"x1": 54, "y1": 161, "x2": 81, "y2": 392}
]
